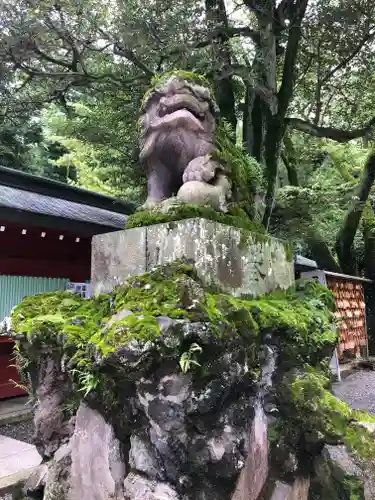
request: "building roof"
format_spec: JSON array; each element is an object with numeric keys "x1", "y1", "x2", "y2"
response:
[
  {"x1": 0, "y1": 166, "x2": 136, "y2": 234},
  {"x1": 294, "y1": 255, "x2": 373, "y2": 283},
  {"x1": 294, "y1": 255, "x2": 318, "y2": 270}
]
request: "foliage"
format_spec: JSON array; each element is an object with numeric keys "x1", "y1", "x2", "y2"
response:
[
  {"x1": 1, "y1": 0, "x2": 375, "y2": 275},
  {"x1": 272, "y1": 139, "x2": 374, "y2": 274},
  {"x1": 179, "y1": 343, "x2": 202, "y2": 373},
  {"x1": 40, "y1": 101, "x2": 145, "y2": 201}
]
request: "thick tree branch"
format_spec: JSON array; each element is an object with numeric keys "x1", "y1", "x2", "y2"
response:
[
  {"x1": 262, "y1": 0, "x2": 308, "y2": 229},
  {"x1": 305, "y1": 228, "x2": 341, "y2": 272},
  {"x1": 12, "y1": 61, "x2": 146, "y2": 89},
  {"x1": 321, "y1": 26, "x2": 375, "y2": 85},
  {"x1": 286, "y1": 116, "x2": 375, "y2": 142},
  {"x1": 32, "y1": 45, "x2": 73, "y2": 69},
  {"x1": 113, "y1": 44, "x2": 154, "y2": 78},
  {"x1": 156, "y1": 25, "x2": 259, "y2": 69},
  {"x1": 272, "y1": 200, "x2": 340, "y2": 272},
  {"x1": 226, "y1": 26, "x2": 260, "y2": 43},
  {"x1": 336, "y1": 152, "x2": 375, "y2": 274}
]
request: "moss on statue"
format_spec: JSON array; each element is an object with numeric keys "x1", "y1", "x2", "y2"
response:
[
  {"x1": 141, "y1": 70, "x2": 213, "y2": 108},
  {"x1": 213, "y1": 122, "x2": 263, "y2": 218},
  {"x1": 125, "y1": 203, "x2": 266, "y2": 235},
  {"x1": 139, "y1": 70, "x2": 264, "y2": 223}
]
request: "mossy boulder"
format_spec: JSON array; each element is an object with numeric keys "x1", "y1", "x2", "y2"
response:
[
  {"x1": 9, "y1": 260, "x2": 375, "y2": 500},
  {"x1": 309, "y1": 444, "x2": 375, "y2": 499},
  {"x1": 12, "y1": 260, "x2": 337, "y2": 395}
]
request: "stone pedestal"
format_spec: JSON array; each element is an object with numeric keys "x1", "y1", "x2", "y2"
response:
[{"x1": 91, "y1": 218, "x2": 294, "y2": 297}]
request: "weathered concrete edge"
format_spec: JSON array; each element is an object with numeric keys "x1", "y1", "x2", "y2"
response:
[
  {"x1": 91, "y1": 217, "x2": 294, "y2": 298},
  {"x1": 0, "y1": 410, "x2": 33, "y2": 426},
  {"x1": 92, "y1": 217, "x2": 291, "y2": 249},
  {"x1": 0, "y1": 466, "x2": 37, "y2": 495}
]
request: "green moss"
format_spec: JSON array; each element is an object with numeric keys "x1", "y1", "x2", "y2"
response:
[
  {"x1": 274, "y1": 366, "x2": 375, "y2": 475},
  {"x1": 11, "y1": 263, "x2": 338, "y2": 414},
  {"x1": 214, "y1": 123, "x2": 264, "y2": 218},
  {"x1": 283, "y1": 241, "x2": 293, "y2": 262},
  {"x1": 101, "y1": 313, "x2": 161, "y2": 355},
  {"x1": 140, "y1": 70, "x2": 264, "y2": 225},
  {"x1": 11, "y1": 259, "x2": 375, "y2": 486},
  {"x1": 125, "y1": 203, "x2": 266, "y2": 236},
  {"x1": 309, "y1": 474, "x2": 365, "y2": 500}
]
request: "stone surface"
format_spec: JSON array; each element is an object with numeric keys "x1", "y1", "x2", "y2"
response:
[
  {"x1": 322, "y1": 445, "x2": 362, "y2": 480},
  {"x1": 67, "y1": 403, "x2": 125, "y2": 500},
  {"x1": 32, "y1": 354, "x2": 74, "y2": 458},
  {"x1": 91, "y1": 227, "x2": 147, "y2": 295},
  {"x1": 0, "y1": 436, "x2": 41, "y2": 482},
  {"x1": 311, "y1": 444, "x2": 371, "y2": 499},
  {"x1": 0, "y1": 397, "x2": 32, "y2": 426},
  {"x1": 128, "y1": 434, "x2": 161, "y2": 480},
  {"x1": 123, "y1": 472, "x2": 179, "y2": 500},
  {"x1": 0, "y1": 435, "x2": 41, "y2": 500},
  {"x1": 24, "y1": 463, "x2": 48, "y2": 496},
  {"x1": 176, "y1": 173, "x2": 232, "y2": 212},
  {"x1": 92, "y1": 218, "x2": 293, "y2": 297},
  {"x1": 266, "y1": 478, "x2": 310, "y2": 500},
  {"x1": 232, "y1": 403, "x2": 268, "y2": 500},
  {"x1": 43, "y1": 443, "x2": 72, "y2": 500}
]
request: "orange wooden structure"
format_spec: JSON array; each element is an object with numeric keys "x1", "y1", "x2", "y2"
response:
[
  {"x1": 300, "y1": 269, "x2": 370, "y2": 362},
  {"x1": 326, "y1": 276, "x2": 368, "y2": 359}
]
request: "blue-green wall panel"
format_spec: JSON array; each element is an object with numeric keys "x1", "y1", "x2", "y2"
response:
[{"x1": 0, "y1": 276, "x2": 69, "y2": 322}]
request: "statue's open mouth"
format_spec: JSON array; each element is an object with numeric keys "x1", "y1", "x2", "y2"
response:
[
  {"x1": 160, "y1": 94, "x2": 205, "y2": 120},
  {"x1": 149, "y1": 94, "x2": 207, "y2": 132},
  {"x1": 151, "y1": 108, "x2": 204, "y2": 132}
]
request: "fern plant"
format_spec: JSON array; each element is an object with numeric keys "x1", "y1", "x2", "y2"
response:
[{"x1": 179, "y1": 343, "x2": 203, "y2": 373}]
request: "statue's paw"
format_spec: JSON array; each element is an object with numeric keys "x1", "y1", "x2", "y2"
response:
[
  {"x1": 182, "y1": 155, "x2": 220, "y2": 184},
  {"x1": 138, "y1": 198, "x2": 160, "y2": 211},
  {"x1": 183, "y1": 168, "x2": 207, "y2": 183}
]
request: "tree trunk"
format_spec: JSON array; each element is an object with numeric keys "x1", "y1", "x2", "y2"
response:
[
  {"x1": 241, "y1": 0, "x2": 308, "y2": 228},
  {"x1": 282, "y1": 132, "x2": 299, "y2": 186},
  {"x1": 271, "y1": 202, "x2": 340, "y2": 272},
  {"x1": 243, "y1": 87, "x2": 265, "y2": 163},
  {"x1": 336, "y1": 152, "x2": 375, "y2": 275},
  {"x1": 243, "y1": 3, "x2": 277, "y2": 164},
  {"x1": 205, "y1": 0, "x2": 237, "y2": 130},
  {"x1": 305, "y1": 228, "x2": 341, "y2": 272},
  {"x1": 263, "y1": 116, "x2": 284, "y2": 228}
]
